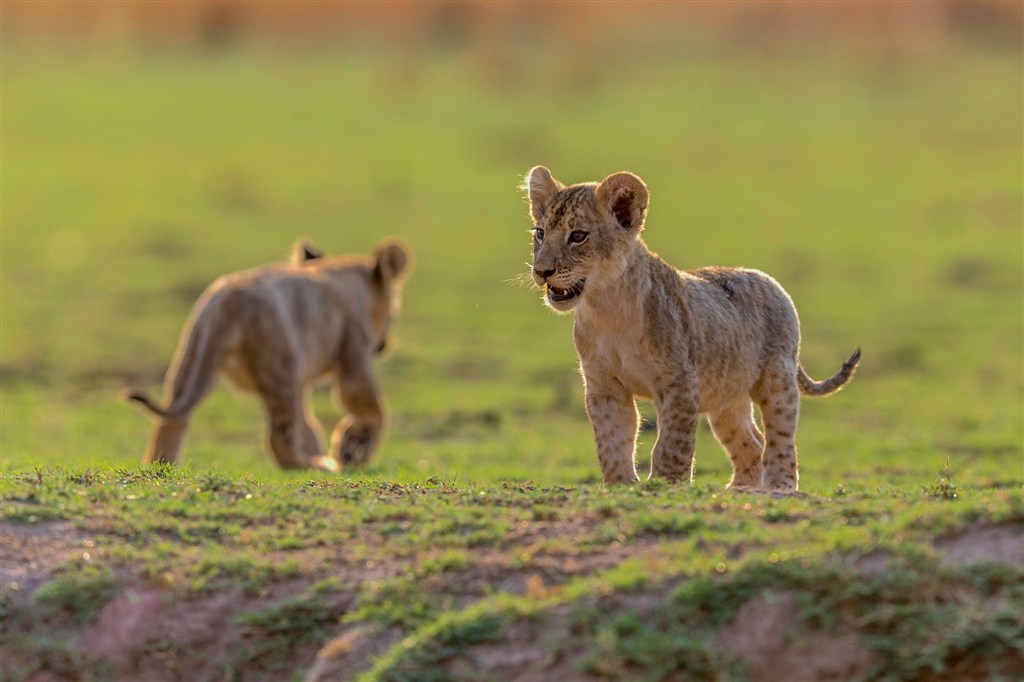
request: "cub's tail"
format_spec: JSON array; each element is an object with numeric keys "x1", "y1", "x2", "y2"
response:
[
  {"x1": 797, "y1": 348, "x2": 861, "y2": 397},
  {"x1": 122, "y1": 290, "x2": 237, "y2": 421}
]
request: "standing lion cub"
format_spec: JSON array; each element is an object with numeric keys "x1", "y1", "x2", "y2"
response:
[
  {"x1": 125, "y1": 238, "x2": 412, "y2": 473},
  {"x1": 524, "y1": 166, "x2": 859, "y2": 490}
]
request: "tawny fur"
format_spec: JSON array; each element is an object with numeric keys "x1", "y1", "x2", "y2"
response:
[
  {"x1": 124, "y1": 238, "x2": 412, "y2": 473},
  {"x1": 524, "y1": 166, "x2": 859, "y2": 490}
]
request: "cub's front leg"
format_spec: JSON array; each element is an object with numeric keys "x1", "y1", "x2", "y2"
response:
[
  {"x1": 650, "y1": 375, "x2": 701, "y2": 483},
  {"x1": 331, "y1": 352, "x2": 386, "y2": 468},
  {"x1": 583, "y1": 373, "x2": 640, "y2": 484}
]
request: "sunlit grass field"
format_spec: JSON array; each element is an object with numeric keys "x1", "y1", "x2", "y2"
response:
[
  {"x1": 3, "y1": 43, "x2": 1020, "y2": 490},
  {"x1": 2, "y1": 34, "x2": 1022, "y2": 680}
]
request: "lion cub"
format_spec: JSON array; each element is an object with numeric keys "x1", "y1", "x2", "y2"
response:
[
  {"x1": 524, "y1": 166, "x2": 858, "y2": 490},
  {"x1": 125, "y1": 238, "x2": 412, "y2": 473}
]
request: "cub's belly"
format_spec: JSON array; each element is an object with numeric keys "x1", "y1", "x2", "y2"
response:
[
  {"x1": 697, "y1": 364, "x2": 760, "y2": 414},
  {"x1": 611, "y1": 355, "x2": 657, "y2": 400},
  {"x1": 221, "y1": 350, "x2": 257, "y2": 391},
  {"x1": 616, "y1": 371, "x2": 654, "y2": 400},
  {"x1": 219, "y1": 345, "x2": 334, "y2": 391},
  {"x1": 612, "y1": 360, "x2": 757, "y2": 414},
  {"x1": 221, "y1": 350, "x2": 254, "y2": 387}
]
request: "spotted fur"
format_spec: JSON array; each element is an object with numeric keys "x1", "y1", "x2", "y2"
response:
[
  {"x1": 124, "y1": 238, "x2": 412, "y2": 473},
  {"x1": 524, "y1": 166, "x2": 859, "y2": 490}
]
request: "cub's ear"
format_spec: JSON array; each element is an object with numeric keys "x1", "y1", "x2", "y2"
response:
[
  {"x1": 524, "y1": 165, "x2": 563, "y2": 224},
  {"x1": 373, "y1": 238, "x2": 413, "y2": 283},
  {"x1": 291, "y1": 238, "x2": 324, "y2": 265},
  {"x1": 596, "y1": 171, "x2": 649, "y2": 232}
]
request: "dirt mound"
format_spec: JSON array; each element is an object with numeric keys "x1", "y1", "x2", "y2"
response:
[
  {"x1": 936, "y1": 522, "x2": 1023, "y2": 567},
  {"x1": 4, "y1": 507, "x2": 1021, "y2": 681},
  {"x1": 719, "y1": 591, "x2": 877, "y2": 682},
  {"x1": 78, "y1": 587, "x2": 165, "y2": 675}
]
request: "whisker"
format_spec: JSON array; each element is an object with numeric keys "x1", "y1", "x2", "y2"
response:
[{"x1": 504, "y1": 270, "x2": 538, "y2": 289}]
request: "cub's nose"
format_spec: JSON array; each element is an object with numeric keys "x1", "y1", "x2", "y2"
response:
[{"x1": 534, "y1": 267, "x2": 556, "y2": 281}]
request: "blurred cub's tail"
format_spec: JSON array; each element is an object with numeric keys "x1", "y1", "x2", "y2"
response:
[{"x1": 122, "y1": 390, "x2": 174, "y2": 418}]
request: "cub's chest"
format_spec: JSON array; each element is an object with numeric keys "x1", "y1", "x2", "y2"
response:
[{"x1": 573, "y1": 315, "x2": 660, "y2": 399}]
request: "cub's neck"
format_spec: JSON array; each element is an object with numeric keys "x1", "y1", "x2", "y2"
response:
[{"x1": 576, "y1": 239, "x2": 656, "y2": 322}]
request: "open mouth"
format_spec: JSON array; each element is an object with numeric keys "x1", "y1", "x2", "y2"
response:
[{"x1": 547, "y1": 279, "x2": 586, "y2": 302}]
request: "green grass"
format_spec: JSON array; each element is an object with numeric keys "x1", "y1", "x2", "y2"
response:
[
  {"x1": 1, "y1": 32, "x2": 1022, "y2": 681},
  {"x1": 3, "y1": 39, "x2": 1021, "y2": 487}
]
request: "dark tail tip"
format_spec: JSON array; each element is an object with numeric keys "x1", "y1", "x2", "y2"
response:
[
  {"x1": 121, "y1": 389, "x2": 146, "y2": 404},
  {"x1": 121, "y1": 389, "x2": 168, "y2": 417},
  {"x1": 845, "y1": 347, "x2": 862, "y2": 370}
]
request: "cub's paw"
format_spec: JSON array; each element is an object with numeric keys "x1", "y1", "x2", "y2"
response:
[
  {"x1": 338, "y1": 424, "x2": 377, "y2": 466},
  {"x1": 761, "y1": 477, "x2": 798, "y2": 493},
  {"x1": 310, "y1": 455, "x2": 341, "y2": 474}
]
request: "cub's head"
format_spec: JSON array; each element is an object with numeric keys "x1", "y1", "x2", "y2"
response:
[{"x1": 524, "y1": 166, "x2": 649, "y2": 313}]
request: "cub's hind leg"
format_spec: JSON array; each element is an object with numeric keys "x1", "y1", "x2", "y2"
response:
[
  {"x1": 136, "y1": 319, "x2": 224, "y2": 465},
  {"x1": 708, "y1": 403, "x2": 765, "y2": 489},
  {"x1": 753, "y1": 358, "x2": 801, "y2": 491},
  {"x1": 300, "y1": 386, "x2": 326, "y2": 457},
  {"x1": 258, "y1": 385, "x2": 311, "y2": 470},
  {"x1": 144, "y1": 417, "x2": 191, "y2": 466},
  {"x1": 248, "y1": 347, "x2": 311, "y2": 469}
]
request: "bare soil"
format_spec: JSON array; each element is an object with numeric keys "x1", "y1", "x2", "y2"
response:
[
  {"x1": 0, "y1": 520, "x2": 88, "y2": 595},
  {"x1": 719, "y1": 591, "x2": 877, "y2": 682}
]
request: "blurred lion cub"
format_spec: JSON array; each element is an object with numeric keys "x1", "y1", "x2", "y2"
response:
[
  {"x1": 524, "y1": 166, "x2": 858, "y2": 490},
  {"x1": 125, "y1": 238, "x2": 412, "y2": 473}
]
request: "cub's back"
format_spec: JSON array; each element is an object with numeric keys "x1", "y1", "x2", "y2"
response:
[
  {"x1": 681, "y1": 266, "x2": 800, "y2": 355},
  {"x1": 205, "y1": 266, "x2": 351, "y2": 381}
]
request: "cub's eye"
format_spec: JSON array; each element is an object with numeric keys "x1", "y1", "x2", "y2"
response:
[
  {"x1": 568, "y1": 230, "x2": 589, "y2": 245},
  {"x1": 534, "y1": 228, "x2": 545, "y2": 242}
]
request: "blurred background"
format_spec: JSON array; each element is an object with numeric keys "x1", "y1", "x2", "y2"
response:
[{"x1": 2, "y1": 1, "x2": 1021, "y2": 488}]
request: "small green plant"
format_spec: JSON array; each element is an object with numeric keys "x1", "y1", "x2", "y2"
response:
[
  {"x1": 368, "y1": 607, "x2": 508, "y2": 682},
  {"x1": 347, "y1": 575, "x2": 445, "y2": 630},
  {"x1": 417, "y1": 549, "x2": 472, "y2": 577},
  {"x1": 925, "y1": 458, "x2": 960, "y2": 500}
]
